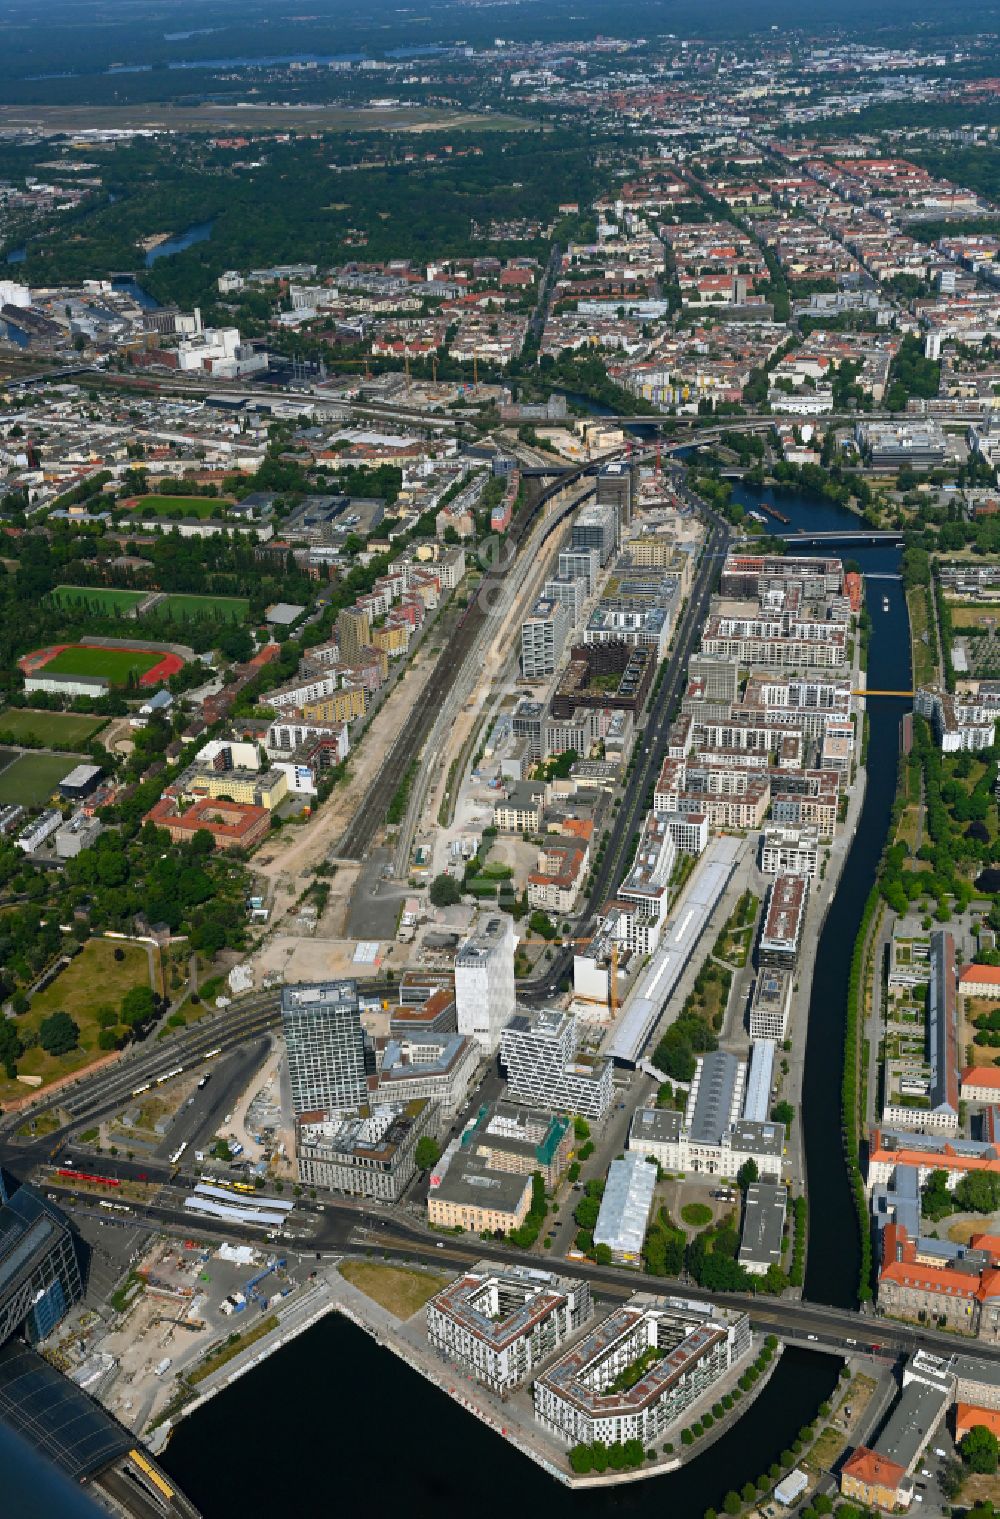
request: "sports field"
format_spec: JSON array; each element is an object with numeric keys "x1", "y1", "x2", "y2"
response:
[
  {"x1": 134, "y1": 496, "x2": 225, "y2": 519},
  {"x1": 0, "y1": 709, "x2": 106, "y2": 748},
  {"x1": 42, "y1": 645, "x2": 164, "y2": 682},
  {"x1": 49, "y1": 585, "x2": 146, "y2": 614},
  {"x1": 0, "y1": 750, "x2": 78, "y2": 806},
  {"x1": 149, "y1": 592, "x2": 250, "y2": 623}
]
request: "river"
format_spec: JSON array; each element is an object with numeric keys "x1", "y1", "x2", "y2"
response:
[{"x1": 160, "y1": 1315, "x2": 839, "y2": 1519}]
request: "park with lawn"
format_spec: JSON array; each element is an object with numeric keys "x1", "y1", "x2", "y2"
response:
[{"x1": 0, "y1": 937, "x2": 158, "y2": 1106}]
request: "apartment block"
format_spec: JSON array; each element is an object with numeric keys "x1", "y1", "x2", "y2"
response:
[
  {"x1": 500, "y1": 1008, "x2": 613, "y2": 1120},
  {"x1": 426, "y1": 1263, "x2": 593, "y2": 1394},
  {"x1": 533, "y1": 1296, "x2": 751, "y2": 1447}
]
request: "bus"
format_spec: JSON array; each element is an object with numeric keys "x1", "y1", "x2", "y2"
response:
[
  {"x1": 156, "y1": 1067, "x2": 184, "y2": 1086},
  {"x1": 169, "y1": 1142, "x2": 188, "y2": 1165}
]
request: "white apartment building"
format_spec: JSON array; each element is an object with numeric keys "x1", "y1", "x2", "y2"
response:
[
  {"x1": 455, "y1": 914, "x2": 517, "y2": 1053},
  {"x1": 499, "y1": 1008, "x2": 613, "y2": 1120},
  {"x1": 426, "y1": 1264, "x2": 593, "y2": 1394},
  {"x1": 760, "y1": 824, "x2": 821, "y2": 878},
  {"x1": 533, "y1": 1297, "x2": 752, "y2": 1447},
  {"x1": 521, "y1": 597, "x2": 570, "y2": 680}
]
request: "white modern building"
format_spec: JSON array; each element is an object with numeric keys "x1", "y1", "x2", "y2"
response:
[
  {"x1": 521, "y1": 596, "x2": 570, "y2": 680},
  {"x1": 593, "y1": 1153, "x2": 658, "y2": 1264},
  {"x1": 455, "y1": 914, "x2": 517, "y2": 1053},
  {"x1": 500, "y1": 1009, "x2": 613, "y2": 1120}
]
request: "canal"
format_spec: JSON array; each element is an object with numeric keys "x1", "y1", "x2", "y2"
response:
[
  {"x1": 161, "y1": 474, "x2": 902, "y2": 1519},
  {"x1": 161, "y1": 1315, "x2": 840, "y2": 1519},
  {"x1": 727, "y1": 477, "x2": 911, "y2": 1308}
]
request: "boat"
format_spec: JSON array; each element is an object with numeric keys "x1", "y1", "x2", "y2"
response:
[
  {"x1": 759, "y1": 500, "x2": 791, "y2": 525},
  {"x1": 882, "y1": 595, "x2": 890, "y2": 611}
]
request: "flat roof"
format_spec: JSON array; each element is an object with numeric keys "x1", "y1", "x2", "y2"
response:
[
  {"x1": 743, "y1": 1040, "x2": 775, "y2": 1125},
  {"x1": 594, "y1": 1153, "x2": 657, "y2": 1256},
  {"x1": 606, "y1": 835, "x2": 742, "y2": 1064},
  {"x1": 739, "y1": 1182, "x2": 787, "y2": 1268},
  {"x1": 875, "y1": 1379, "x2": 948, "y2": 1473}
]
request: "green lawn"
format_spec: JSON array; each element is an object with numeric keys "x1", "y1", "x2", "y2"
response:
[
  {"x1": 0, "y1": 709, "x2": 106, "y2": 749},
  {"x1": 134, "y1": 496, "x2": 228, "y2": 519},
  {"x1": 0, "y1": 751, "x2": 78, "y2": 806},
  {"x1": 42, "y1": 646, "x2": 162, "y2": 683},
  {"x1": 149, "y1": 593, "x2": 250, "y2": 624},
  {"x1": 0, "y1": 938, "x2": 155, "y2": 1105},
  {"x1": 49, "y1": 585, "x2": 146, "y2": 614}
]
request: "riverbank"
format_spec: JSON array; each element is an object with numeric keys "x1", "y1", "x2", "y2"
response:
[{"x1": 151, "y1": 1255, "x2": 784, "y2": 1492}]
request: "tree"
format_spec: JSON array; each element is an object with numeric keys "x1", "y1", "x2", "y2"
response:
[
  {"x1": 429, "y1": 873, "x2": 462, "y2": 908},
  {"x1": 962, "y1": 1424, "x2": 999, "y2": 1474},
  {"x1": 120, "y1": 984, "x2": 156, "y2": 1028},
  {"x1": 771, "y1": 1100, "x2": 794, "y2": 1127},
  {"x1": 38, "y1": 1011, "x2": 79, "y2": 1056},
  {"x1": 594, "y1": 1243, "x2": 613, "y2": 1265},
  {"x1": 737, "y1": 1158, "x2": 759, "y2": 1192},
  {"x1": 723, "y1": 1493, "x2": 741, "y2": 1517},
  {"x1": 415, "y1": 1136, "x2": 441, "y2": 1172},
  {"x1": 569, "y1": 1445, "x2": 593, "y2": 1473}
]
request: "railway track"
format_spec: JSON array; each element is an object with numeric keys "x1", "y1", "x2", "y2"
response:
[{"x1": 335, "y1": 461, "x2": 598, "y2": 861}]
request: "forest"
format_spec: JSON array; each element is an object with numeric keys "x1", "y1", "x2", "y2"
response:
[{"x1": 8, "y1": 131, "x2": 604, "y2": 312}]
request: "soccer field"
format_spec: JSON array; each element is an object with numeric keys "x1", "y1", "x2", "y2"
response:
[
  {"x1": 150, "y1": 593, "x2": 250, "y2": 623},
  {"x1": 42, "y1": 645, "x2": 163, "y2": 683},
  {"x1": 0, "y1": 709, "x2": 106, "y2": 747},
  {"x1": 49, "y1": 585, "x2": 146, "y2": 614},
  {"x1": 0, "y1": 751, "x2": 77, "y2": 806}
]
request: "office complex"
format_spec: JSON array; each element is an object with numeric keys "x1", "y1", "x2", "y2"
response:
[
  {"x1": 374, "y1": 1032, "x2": 479, "y2": 1122},
  {"x1": 0, "y1": 1178, "x2": 83, "y2": 1345},
  {"x1": 500, "y1": 1008, "x2": 613, "y2": 1120},
  {"x1": 571, "y1": 501, "x2": 618, "y2": 566},
  {"x1": 460, "y1": 1101, "x2": 574, "y2": 1189},
  {"x1": 281, "y1": 981, "x2": 368, "y2": 1117},
  {"x1": 749, "y1": 968, "x2": 793, "y2": 1042},
  {"x1": 758, "y1": 875, "x2": 808, "y2": 967},
  {"x1": 455, "y1": 914, "x2": 516, "y2": 1052},
  {"x1": 295, "y1": 1099, "x2": 435, "y2": 1200},
  {"x1": 534, "y1": 1295, "x2": 752, "y2": 1446},
  {"x1": 426, "y1": 1263, "x2": 593, "y2": 1393}
]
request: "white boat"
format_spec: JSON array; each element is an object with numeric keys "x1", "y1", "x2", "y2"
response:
[{"x1": 882, "y1": 596, "x2": 890, "y2": 611}]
